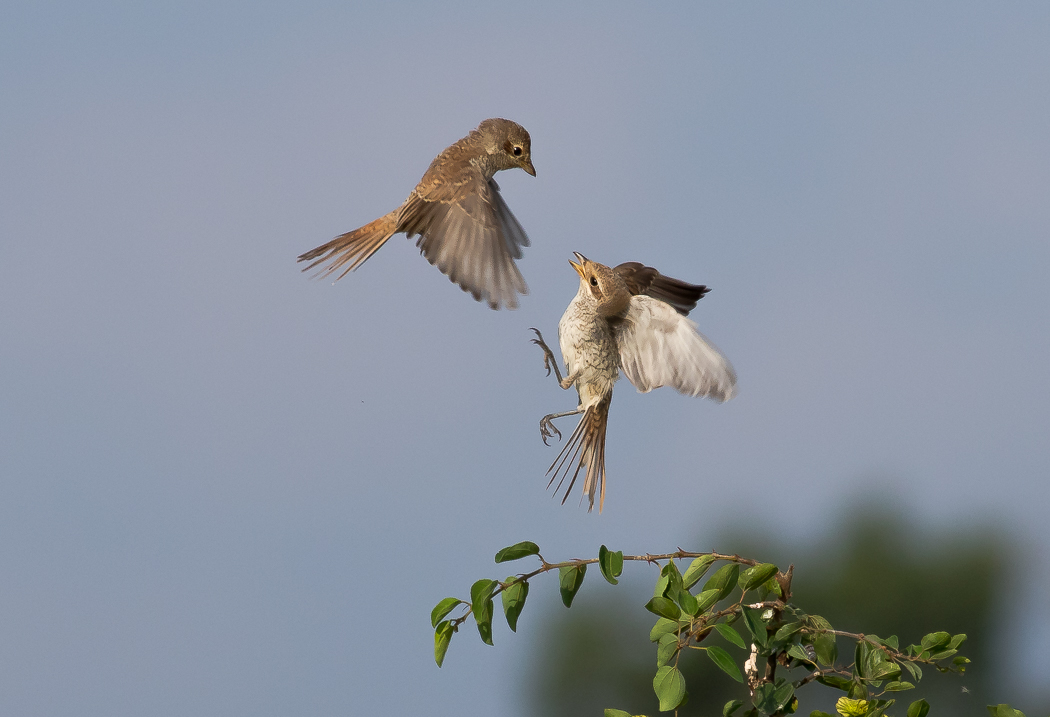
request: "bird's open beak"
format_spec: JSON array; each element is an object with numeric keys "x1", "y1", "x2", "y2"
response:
[
  {"x1": 522, "y1": 159, "x2": 536, "y2": 176},
  {"x1": 569, "y1": 252, "x2": 587, "y2": 278}
]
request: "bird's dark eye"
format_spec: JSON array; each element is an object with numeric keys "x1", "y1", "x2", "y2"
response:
[
  {"x1": 512, "y1": 146, "x2": 523, "y2": 156},
  {"x1": 590, "y1": 276, "x2": 598, "y2": 286}
]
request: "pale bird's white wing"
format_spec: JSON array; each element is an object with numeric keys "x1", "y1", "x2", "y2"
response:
[{"x1": 615, "y1": 295, "x2": 736, "y2": 401}]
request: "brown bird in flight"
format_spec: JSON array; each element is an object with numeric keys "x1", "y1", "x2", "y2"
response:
[
  {"x1": 298, "y1": 118, "x2": 536, "y2": 309},
  {"x1": 531, "y1": 253, "x2": 736, "y2": 512}
]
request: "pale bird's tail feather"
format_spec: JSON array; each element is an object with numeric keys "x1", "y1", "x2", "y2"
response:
[{"x1": 546, "y1": 396, "x2": 611, "y2": 513}]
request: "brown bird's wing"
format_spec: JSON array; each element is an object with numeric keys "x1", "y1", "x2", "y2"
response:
[
  {"x1": 546, "y1": 395, "x2": 611, "y2": 513},
  {"x1": 613, "y1": 262, "x2": 709, "y2": 316},
  {"x1": 399, "y1": 163, "x2": 529, "y2": 310},
  {"x1": 616, "y1": 296, "x2": 736, "y2": 401}
]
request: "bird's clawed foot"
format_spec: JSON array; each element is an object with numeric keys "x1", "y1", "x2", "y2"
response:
[
  {"x1": 529, "y1": 328, "x2": 564, "y2": 383},
  {"x1": 539, "y1": 413, "x2": 563, "y2": 446}
]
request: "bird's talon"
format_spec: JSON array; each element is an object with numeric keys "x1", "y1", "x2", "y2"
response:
[
  {"x1": 530, "y1": 328, "x2": 560, "y2": 378},
  {"x1": 539, "y1": 416, "x2": 562, "y2": 445}
]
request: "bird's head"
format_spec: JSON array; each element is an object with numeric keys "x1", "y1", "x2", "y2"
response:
[
  {"x1": 477, "y1": 118, "x2": 536, "y2": 176},
  {"x1": 570, "y1": 252, "x2": 630, "y2": 317}
]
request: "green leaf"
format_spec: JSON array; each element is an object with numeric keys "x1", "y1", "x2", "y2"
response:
[
  {"x1": 920, "y1": 631, "x2": 950, "y2": 650},
  {"x1": 872, "y1": 660, "x2": 901, "y2": 681},
  {"x1": 773, "y1": 621, "x2": 803, "y2": 643},
  {"x1": 645, "y1": 596, "x2": 682, "y2": 621},
  {"x1": 949, "y1": 633, "x2": 967, "y2": 649},
  {"x1": 559, "y1": 564, "x2": 586, "y2": 608},
  {"x1": 501, "y1": 578, "x2": 529, "y2": 632},
  {"x1": 650, "y1": 617, "x2": 680, "y2": 642},
  {"x1": 472, "y1": 599, "x2": 494, "y2": 646},
  {"x1": 773, "y1": 679, "x2": 795, "y2": 711},
  {"x1": 657, "y1": 632, "x2": 679, "y2": 667},
  {"x1": 787, "y1": 644, "x2": 812, "y2": 663},
  {"x1": 682, "y1": 554, "x2": 717, "y2": 589},
  {"x1": 434, "y1": 620, "x2": 453, "y2": 667},
  {"x1": 816, "y1": 674, "x2": 852, "y2": 692},
  {"x1": 702, "y1": 563, "x2": 740, "y2": 601},
  {"x1": 902, "y1": 660, "x2": 922, "y2": 682},
  {"x1": 431, "y1": 597, "x2": 461, "y2": 628},
  {"x1": 738, "y1": 563, "x2": 778, "y2": 592},
  {"x1": 855, "y1": 638, "x2": 873, "y2": 679},
  {"x1": 814, "y1": 632, "x2": 837, "y2": 666},
  {"x1": 878, "y1": 634, "x2": 900, "y2": 650},
  {"x1": 986, "y1": 706, "x2": 1026, "y2": 717},
  {"x1": 598, "y1": 545, "x2": 624, "y2": 585},
  {"x1": 753, "y1": 685, "x2": 776, "y2": 715},
  {"x1": 809, "y1": 614, "x2": 833, "y2": 631},
  {"x1": 494, "y1": 541, "x2": 540, "y2": 563},
  {"x1": 659, "y1": 561, "x2": 684, "y2": 600},
  {"x1": 695, "y1": 588, "x2": 722, "y2": 612},
  {"x1": 846, "y1": 681, "x2": 867, "y2": 700},
  {"x1": 836, "y1": 698, "x2": 870, "y2": 717},
  {"x1": 603, "y1": 710, "x2": 632, "y2": 717},
  {"x1": 754, "y1": 678, "x2": 794, "y2": 714},
  {"x1": 714, "y1": 622, "x2": 746, "y2": 649},
  {"x1": 677, "y1": 588, "x2": 699, "y2": 616},
  {"x1": 869, "y1": 702, "x2": 896, "y2": 717},
  {"x1": 705, "y1": 646, "x2": 743, "y2": 683},
  {"x1": 653, "y1": 665, "x2": 687, "y2": 712},
  {"x1": 906, "y1": 699, "x2": 930, "y2": 717},
  {"x1": 723, "y1": 699, "x2": 743, "y2": 717},
  {"x1": 469, "y1": 579, "x2": 496, "y2": 646},
  {"x1": 473, "y1": 608, "x2": 493, "y2": 645},
  {"x1": 740, "y1": 606, "x2": 768, "y2": 648},
  {"x1": 470, "y1": 579, "x2": 496, "y2": 606},
  {"x1": 809, "y1": 712, "x2": 835, "y2": 717},
  {"x1": 885, "y1": 681, "x2": 915, "y2": 691},
  {"x1": 861, "y1": 641, "x2": 898, "y2": 680}
]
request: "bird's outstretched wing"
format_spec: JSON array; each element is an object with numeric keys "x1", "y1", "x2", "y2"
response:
[
  {"x1": 615, "y1": 295, "x2": 736, "y2": 401},
  {"x1": 613, "y1": 262, "x2": 709, "y2": 316},
  {"x1": 400, "y1": 165, "x2": 529, "y2": 310}
]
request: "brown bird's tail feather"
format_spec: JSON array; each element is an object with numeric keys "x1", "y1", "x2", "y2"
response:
[
  {"x1": 297, "y1": 212, "x2": 399, "y2": 280},
  {"x1": 546, "y1": 396, "x2": 611, "y2": 513}
]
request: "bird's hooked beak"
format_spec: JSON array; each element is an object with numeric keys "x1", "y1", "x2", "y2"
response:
[
  {"x1": 522, "y1": 158, "x2": 536, "y2": 176},
  {"x1": 569, "y1": 252, "x2": 588, "y2": 278}
]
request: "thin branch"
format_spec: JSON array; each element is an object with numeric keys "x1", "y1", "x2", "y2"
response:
[{"x1": 450, "y1": 551, "x2": 766, "y2": 625}]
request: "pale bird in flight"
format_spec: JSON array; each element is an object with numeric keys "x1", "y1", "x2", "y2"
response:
[{"x1": 531, "y1": 253, "x2": 736, "y2": 512}]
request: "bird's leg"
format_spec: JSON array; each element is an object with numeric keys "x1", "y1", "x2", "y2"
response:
[
  {"x1": 531, "y1": 328, "x2": 585, "y2": 444},
  {"x1": 529, "y1": 328, "x2": 565, "y2": 385},
  {"x1": 558, "y1": 369, "x2": 581, "y2": 391},
  {"x1": 539, "y1": 406, "x2": 584, "y2": 446}
]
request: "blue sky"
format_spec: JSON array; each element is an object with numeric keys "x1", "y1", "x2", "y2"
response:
[{"x1": 2, "y1": 3, "x2": 1049, "y2": 714}]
